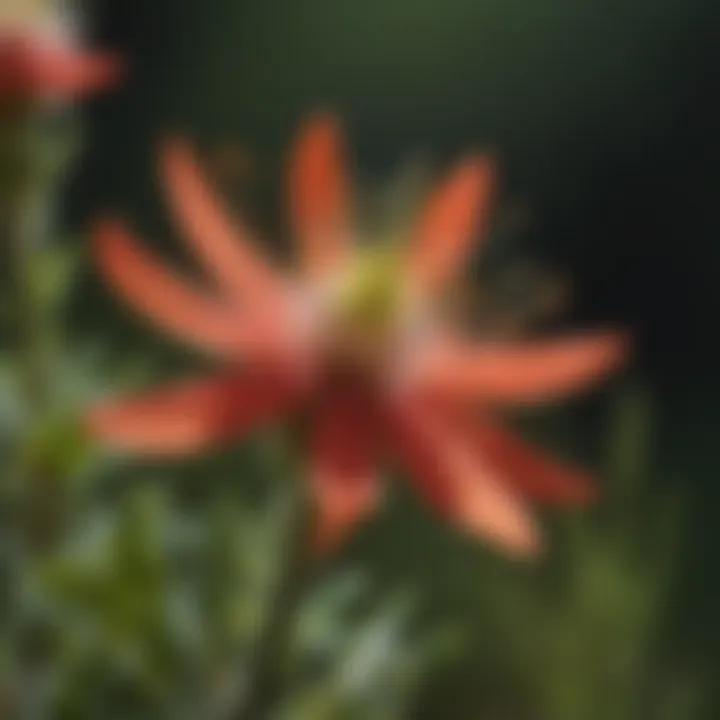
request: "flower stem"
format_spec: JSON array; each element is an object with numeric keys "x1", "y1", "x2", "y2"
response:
[
  {"x1": 0, "y1": 107, "x2": 57, "y2": 720},
  {"x1": 2, "y1": 106, "x2": 58, "y2": 414},
  {"x1": 5, "y1": 115, "x2": 60, "y2": 548},
  {"x1": 235, "y1": 448, "x2": 314, "y2": 720},
  {"x1": 8, "y1": 195, "x2": 50, "y2": 414}
]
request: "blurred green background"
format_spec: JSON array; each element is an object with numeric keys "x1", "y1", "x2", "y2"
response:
[{"x1": 6, "y1": 0, "x2": 719, "y2": 717}]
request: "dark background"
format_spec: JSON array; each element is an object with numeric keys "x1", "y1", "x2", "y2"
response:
[{"x1": 70, "y1": 0, "x2": 719, "y2": 714}]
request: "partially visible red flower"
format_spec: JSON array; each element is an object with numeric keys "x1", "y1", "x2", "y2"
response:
[
  {"x1": 0, "y1": 31, "x2": 120, "y2": 103},
  {"x1": 86, "y1": 116, "x2": 628, "y2": 558}
]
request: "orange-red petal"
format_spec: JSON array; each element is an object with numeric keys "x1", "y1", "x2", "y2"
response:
[
  {"x1": 407, "y1": 157, "x2": 494, "y2": 294},
  {"x1": 387, "y1": 397, "x2": 540, "y2": 557},
  {"x1": 92, "y1": 219, "x2": 258, "y2": 357},
  {"x1": 461, "y1": 418, "x2": 597, "y2": 506},
  {"x1": 159, "y1": 138, "x2": 283, "y2": 306},
  {"x1": 86, "y1": 367, "x2": 298, "y2": 457},
  {"x1": 0, "y1": 37, "x2": 120, "y2": 100},
  {"x1": 288, "y1": 115, "x2": 351, "y2": 276},
  {"x1": 310, "y1": 388, "x2": 381, "y2": 553},
  {"x1": 416, "y1": 332, "x2": 629, "y2": 407}
]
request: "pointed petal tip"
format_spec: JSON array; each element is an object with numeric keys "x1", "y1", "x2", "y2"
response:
[
  {"x1": 463, "y1": 154, "x2": 496, "y2": 181},
  {"x1": 446, "y1": 153, "x2": 496, "y2": 193},
  {"x1": 505, "y1": 527, "x2": 543, "y2": 560},
  {"x1": 102, "y1": 52, "x2": 125, "y2": 81},
  {"x1": 91, "y1": 217, "x2": 141, "y2": 265},
  {"x1": 308, "y1": 505, "x2": 359, "y2": 559},
  {"x1": 457, "y1": 505, "x2": 543, "y2": 560},
  {"x1": 610, "y1": 329, "x2": 633, "y2": 358},
  {"x1": 516, "y1": 535, "x2": 544, "y2": 561},
  {"x1": 460, "y1": 155, "x2": 496, "y2": 208},
  {"x1": 83, "y1": 401, "x2": 123, "y2": 449},
  {"x1": 310, "y1": 496, "x2": 380, "y2": 558},
  {"x1": 510, "y1": 533, "x2": 543, "y2": 561},
  {"x1": 91, "y1": 216, "x2": 131, "y2": 256},
  {"x1": 448, "y1": 154, "x2": 495, "y2": 190},
  {"x1": 293, "y1": 113, "x2": 346, "y2": 166},
  {"x1": 300, "y1": 111, "x2": 342, "y2": 136},
  {"x1": 158, "y1": 135, "x2": 197, "y2": 183},
  {"x1": 92, "y1": 215, "x2": 124, "y2": 238},
  {"x1": 159, "y1": 134, "x2": 192, "y2": 162},
  {"x1": 80, "y1": 52, "x2": 124, "y2": 92},
  {"x1": 589, "y1": 329, "x2": 633, "y2": 373}
]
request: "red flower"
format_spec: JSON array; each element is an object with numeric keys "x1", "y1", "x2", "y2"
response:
[
  {"x1": 0, "y1": 32, "x2": 119, "y2": 102},
  {"x1": 87, "y1": 117, "x2": 628, "y2": 557}
]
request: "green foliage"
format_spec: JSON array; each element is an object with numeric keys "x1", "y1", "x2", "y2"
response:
[
  {"x1": 1, "y1": 4, "x2": 715, "y2": 716},
  {"x1": 21, "y1": 484, "x2": 444, "y2": 719},
  {"x1": 486, "y1": 386, "x2": 708, "y2": 720}
]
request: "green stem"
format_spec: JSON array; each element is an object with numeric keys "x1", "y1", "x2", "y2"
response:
[
  {"x1": 235, "y1": 452, "x2": 313, "y2": 720},
  {"x1": 0, "y1": 107, "x2": 55, "y2": 720},
  {"x1": 2, "y1": 107, "x2": 56, "y2": 415},
  {"x1": 2, "y1": 109, "x2": 65, "y2": 555},
  {"x1": 8, "y1": 194, "x2": 50, "y2": 414}
]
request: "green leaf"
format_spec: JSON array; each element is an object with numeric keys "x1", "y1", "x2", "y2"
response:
[{"x1": 20, "y1": 412, "x2": 96, "y2": 488}]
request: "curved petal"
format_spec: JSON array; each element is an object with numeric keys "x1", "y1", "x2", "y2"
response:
[
  {"x1": 465, "y1": 420, "x2": 597, "y2": 506},
  {"x1": 159, "y1": 138, "x2": 283, "y2": 306},
  {"x1": 93, "y1": 219, "x2": 260, "y2": 357},
  {"x1": 86, "y1": 367, "x2": 299, "y2": 457},
  {"x1": 415, "y1": 332, "x2": 629, "y2": 406},
  {"x1": 310, "y1": 388, "x2": 381, "y2": 553},
  {"x1": 407, "y1": 157, "x2": 494, "y2": 294},
  {"x1": 288, "y1": 115, "x2": 351, "y2": 276},
  {"x1": 386, "y1": 397, "x2": 540, "y2": 558},
  {"x1": 0, "y1": 40, "x2": 121, "y2": 99}
]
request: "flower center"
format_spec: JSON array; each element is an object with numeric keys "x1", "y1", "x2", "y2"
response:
[
  {"x1": 337, "y1": 246, "x2": 402, "y2": 328},
  {"x1": 323, "y1": 245, "x2": 413, "y2": 367}
]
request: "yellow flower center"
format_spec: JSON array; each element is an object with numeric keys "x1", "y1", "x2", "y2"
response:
[{"x1": 328, "y1": 245, "x2": 408, "y2": 362}]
